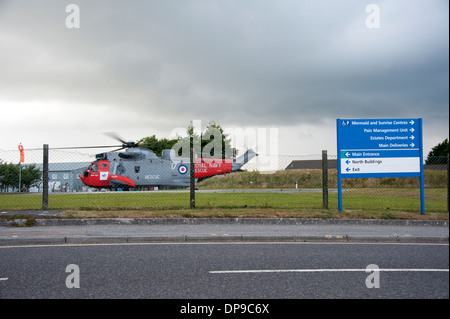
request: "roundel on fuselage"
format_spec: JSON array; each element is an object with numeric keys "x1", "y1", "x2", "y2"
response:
[{"x1": 178, "y1": 164, "x2": 188, "y2": 175}]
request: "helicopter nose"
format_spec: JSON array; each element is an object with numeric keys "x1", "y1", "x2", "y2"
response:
[{"x1": 79, "y1": 171, "x2": 89, "y2": 182}]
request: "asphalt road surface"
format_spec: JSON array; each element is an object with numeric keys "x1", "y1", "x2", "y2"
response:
[{"x1": 0, "y1": 241, "x2": 448, "y2": 302}]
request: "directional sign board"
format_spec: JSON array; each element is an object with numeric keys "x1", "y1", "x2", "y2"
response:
[
  {"x1": 337, "y1": 118, "x2": 423, "y2": 178},
  {"x1": 336, "y1": 118, "x2": 424, "y2": 214}
]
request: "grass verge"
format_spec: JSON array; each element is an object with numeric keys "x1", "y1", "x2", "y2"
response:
[
  {"x1": 61, "y1": 208, "x2": 449, "y2": 220},
  {"x1": 1, "y1": 188, "x2": 448, "y2": 220}
]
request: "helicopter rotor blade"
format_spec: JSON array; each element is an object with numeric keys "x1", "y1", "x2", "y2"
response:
[
  {"x1": 50, "y1": 145, "x2": 123, "y2": 150},
  {"x1": 104, "y1": 132, "x2": 140, "y2": 148},
  {"x1": 104, "y1": 132, "x2": 127, "y2": 144},
  {"x1": 50, "y1": 132, "x2": 140, "y2": 151}
]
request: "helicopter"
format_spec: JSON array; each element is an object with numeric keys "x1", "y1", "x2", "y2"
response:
[{"x1": 78, "y1": 135, "x2": 257, "y2": 190}]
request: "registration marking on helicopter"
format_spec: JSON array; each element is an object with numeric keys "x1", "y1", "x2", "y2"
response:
[{"x1": 144, "y1": 175, "x2": 161, "y2": 180}]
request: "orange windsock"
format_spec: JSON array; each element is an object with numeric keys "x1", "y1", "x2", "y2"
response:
[{"x1": 18, "y1": 143, "x2": 24, "y2": 163}]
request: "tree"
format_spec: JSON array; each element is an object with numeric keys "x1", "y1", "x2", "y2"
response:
[
  {"x1": 138, "y1": 135, "x2": 179, "y2": 157},
  {"x1": 425, "y1": 138, "x2": 449, "y2": 165},
  {"x1": 138, "y1": 121, "x2": 234, "y2": 159},
  {"x1": 170, "y1": 121, "x2": 234, "y2": 159},
  {"x1": 20, "y1": 164, "x2": 42, "y2": 191},
  {"x1": 200, "y1": 121, "x2": 233, "y2": 159},
  {"x1": 0, "y1": 162, "x2": 41, "y2": 192},
  {"x1": 0, "y1": 162, "x2": 18, "y2": 191}
]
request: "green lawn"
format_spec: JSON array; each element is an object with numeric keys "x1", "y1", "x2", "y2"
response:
[{"x1": 0, "y1": 188, "x2": 447, "y2": 213}]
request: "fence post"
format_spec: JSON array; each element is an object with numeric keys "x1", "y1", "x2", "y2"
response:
[
  {"x1": 190, "y1": 145, "x2": 195, "y2": 209},
  {"x1": 42, "y1": 144, "x2": 49, "y2": 210},
  {"x1": 322, "y1": 150, "x2": 328, "y2": 210}
]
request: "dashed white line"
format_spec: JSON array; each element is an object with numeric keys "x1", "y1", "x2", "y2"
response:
[{"x1": 209, "y1": 268, "x2": 449, "y2": 274}]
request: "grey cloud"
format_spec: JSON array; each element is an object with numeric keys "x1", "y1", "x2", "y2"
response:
[{"x1": 0, "y1": 0, "x2": 448, "y2": 150}]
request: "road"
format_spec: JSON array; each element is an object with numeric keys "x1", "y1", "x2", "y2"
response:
[{"x1": 0, "y1": 241, "x2": 448, "y2": 302}]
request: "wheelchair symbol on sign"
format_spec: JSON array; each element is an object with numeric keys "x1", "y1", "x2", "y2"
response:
[{"x1": 342, "y1": 120, "x2": 350, "y2": 126}]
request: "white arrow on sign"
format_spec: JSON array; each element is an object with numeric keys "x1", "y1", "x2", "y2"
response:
[
  {"x1": 410, "y1": 120, "x2": 415, "y2": 125},
  {"x1": 410, "y1": 128, "x2": 414, "y2": 133},
  {"x1": 410, "y1": 143, "x2": 415, "y2": 147},
  {"x1": 410, "y1": 135, "x2": 415, "y2": 140}
]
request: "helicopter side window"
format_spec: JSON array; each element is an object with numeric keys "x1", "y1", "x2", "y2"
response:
[
  {"x1": 111, "y1": 162, "x2": 118, "y2": 174},
  {"x1": 116, "y1": 164, "x2": 126, "y2": 175}
]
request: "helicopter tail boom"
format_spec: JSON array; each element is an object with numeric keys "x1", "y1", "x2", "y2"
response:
[{"x1": 232, "y1": 149, "x2": 258, "y2": 172}]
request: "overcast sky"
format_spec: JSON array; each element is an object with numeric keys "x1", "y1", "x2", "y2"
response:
[{"x1": 0, "y1": 0, "x2": 448, "y2": 160}]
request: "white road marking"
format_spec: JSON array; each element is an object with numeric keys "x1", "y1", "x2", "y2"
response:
[
  {"x1": 209, "y1": 268, "x2": 449, "y2": 274},
  {"x1": 0, "y1": 278, "x2": 8, "y2": 281}
]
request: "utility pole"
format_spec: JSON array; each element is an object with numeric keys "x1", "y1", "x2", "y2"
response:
[
  {"x1": 447, "y1": 153, "x2": 449, "y2": 213},
  {"x1": 190, "y1": 138, "x2": 195, "y2": 209},
  {"x1": 18, "y1": 143, "x2": 24, "y2": 192},
  {"x1": 322, "y1": 150, "x2": 328, "y2": 210},
  {"x1": 42, "y1": 144, "x2": 49, "y2": 210},
  {"x1": 18, "y1": 162, "x2": 21, "y2": 192}
]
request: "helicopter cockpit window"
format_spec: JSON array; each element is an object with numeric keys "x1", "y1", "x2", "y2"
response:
[{"x1": 91, "y1": 163, "x2": 99, "y2": 172}]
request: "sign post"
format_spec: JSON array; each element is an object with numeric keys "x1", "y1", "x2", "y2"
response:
[{"x1": 337, "y1": 118, "x2": 424, "y2": 214}]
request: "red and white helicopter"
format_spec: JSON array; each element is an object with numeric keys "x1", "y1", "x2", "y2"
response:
[{"x1": 75, "y1": 135, "x2": 257, "y2": 190}]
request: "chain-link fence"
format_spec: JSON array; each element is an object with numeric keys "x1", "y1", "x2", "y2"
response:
[{"x1": 1, "y1": 147, "x2": 448, "y2": 213}]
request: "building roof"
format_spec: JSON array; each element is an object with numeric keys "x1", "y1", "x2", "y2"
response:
[
  {"x1": 285, "y1": 160, "x2": 338, "y2": 170},
  {"x1": 30, "y1": 162, "x2": 91, "y2": 172}
]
